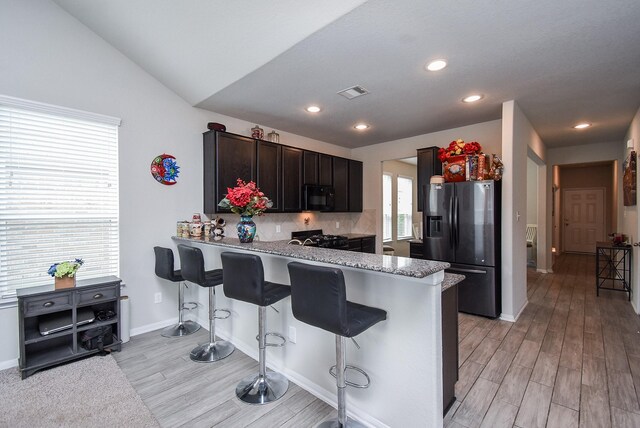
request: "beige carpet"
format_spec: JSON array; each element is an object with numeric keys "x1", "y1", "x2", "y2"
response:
[{"x1": 0, "y1": 355, "x2": 159, "y2": 428}]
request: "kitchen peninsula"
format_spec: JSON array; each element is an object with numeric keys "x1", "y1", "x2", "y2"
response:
[{"x1": 173, "y1": 235, "x2": 462, "y2": 427}]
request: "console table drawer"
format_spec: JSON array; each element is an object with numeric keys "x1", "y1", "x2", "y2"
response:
[
  {"x1": 24, "y1": 293, "x2": 72, "y2": 317},
  {"x1": 78, "y1": 286, "x2": 117, "y2": 305}
]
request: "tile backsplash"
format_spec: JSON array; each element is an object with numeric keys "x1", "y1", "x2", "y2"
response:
[{"x1": 203, "y1": 209, "x2": 376, "y2": 242}]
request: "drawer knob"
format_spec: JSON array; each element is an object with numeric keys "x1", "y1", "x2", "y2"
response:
[
  {"x1": 43, "y1": 301, "x2": 54, "y2": 308},
  {"x1": 93, "y1": 293, "x2": 103, "y2": 299}
]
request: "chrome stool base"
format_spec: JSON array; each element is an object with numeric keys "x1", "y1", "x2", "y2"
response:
[
  {"x1": 316, "y1": 417, "x2": 367, "y2": 428},
  {"x1": 161, "y1": 320, "x2": 200, "y2": 338},
  {"x1": 236, "y1": 371, "x2": 289, "y2": 404},
  {"x1": 190, "y1": 340, "x2": 234, "y2": 362}
]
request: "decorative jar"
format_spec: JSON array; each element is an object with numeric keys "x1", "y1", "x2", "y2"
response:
[
  {"x1": 236, "y1": 215, "x2": 257, "y2": 243},
  {"x1": 442, "y1": 155, "x2": 467, "y2": 182}
]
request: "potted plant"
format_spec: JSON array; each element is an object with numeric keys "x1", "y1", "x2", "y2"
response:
[
  {"x1": 48, "y1": 258, "x2": 84, "y2": 289},
  {"x1": 218, "y1": 179, "x2": 272, "y2": 243}
]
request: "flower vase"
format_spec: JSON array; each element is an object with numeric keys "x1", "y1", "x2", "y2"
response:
[
  {"x1": 55, "y1": 275, "x2": 76, "y2": 289},
  {"x1": 236, "y1": 215, "x2": 256, "y2": 243}
]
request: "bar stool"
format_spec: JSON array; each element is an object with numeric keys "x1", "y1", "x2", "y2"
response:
[
  {"x1": 177, "y1": 244, "x2": 235, "y2": 362},
  {"x1": 220, "y1": 252, "x2": 291, "y2": 404},
  {"x1": 153, "y1": 246, "x2": 200, "y2": 337},
  {"x1": 287, "y1": 262, "x2": 387, "y2": 428}
]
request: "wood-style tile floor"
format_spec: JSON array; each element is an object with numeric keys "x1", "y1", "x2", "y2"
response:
[
  {"x1": 445, "y1": 253, "x2": 640, "y2": 428},
  {"x1": 115, "y1": 253, "x2": 640, "y2": 427}
]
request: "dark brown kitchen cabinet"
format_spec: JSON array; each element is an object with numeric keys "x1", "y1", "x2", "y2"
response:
[
  {"x1": 333, "y1": 157, "x2": 349, "y2": 212},
  {"x1": 303, "y1": 151, "x2": 319, "y2": 185},
  {"x1": 257, "y1": 140, "x2": 282, "y2": 211},
  {"x1": 282, "y1": 146, "x2": 303, "y2": 212},
  {"x1": 348, "y1": 160, "x2": 363, "y2": 212},
  {"x1": 417, "y1": 146, "x2": 442, "y2": 212},
  {"x1": 204, "y1": 131, "x2": 256, "y2": 214},
  {"x1": 319, "y1": 154, "x2": 333, "y2": 186}
]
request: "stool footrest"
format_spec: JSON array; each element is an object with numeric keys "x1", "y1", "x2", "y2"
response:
[
  {"x1": 182, "y1": 301, "x2": 198, "y2": 311},
  {"x1": 213, "y1": 308, "x2": 231, "y2": 319},
  {"x1": 329, "y1": 364, "x2": 371, "y2": 389},
  {"x1": 255, "y1": 332, "x2": 287, "y2": 347}
]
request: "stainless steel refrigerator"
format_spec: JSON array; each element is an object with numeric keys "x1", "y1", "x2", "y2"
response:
[{"x1": 423, "y1": 180, "x2": 501, "y2": 318}]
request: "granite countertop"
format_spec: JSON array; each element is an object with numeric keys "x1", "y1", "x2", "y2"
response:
[
  {"x1": 442, "y1": 273, "x2": 465, "y2": 292},
  {"x1": 173, "y1": 235, "x2": 449, "y2": 280}
]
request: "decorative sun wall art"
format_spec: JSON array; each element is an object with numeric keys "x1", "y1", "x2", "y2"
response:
[{"x1": 150, "y1": 154, "x2": 180, "y2": 185}]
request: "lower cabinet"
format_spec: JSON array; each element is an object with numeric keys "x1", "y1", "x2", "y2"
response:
[
  {"x1": 442, "y1": 283, "x2": 459, "y2": 415},
  {"x1": 17, "y1": 276, "x2": 122, "y2": 379},
  {"x1": 347, "y1": 236, "x2": 376, "y2": 254}
]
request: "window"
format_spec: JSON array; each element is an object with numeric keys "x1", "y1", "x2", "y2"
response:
[
  {"x1": 382, "y1": 173, "x2": 392, "y2": 242},
  {"x1": 397, "y1": 176, "x2": 413, "y2": 239},
  {"x1": 0, "y1": 95, "x2": 121, "y2": 299}
]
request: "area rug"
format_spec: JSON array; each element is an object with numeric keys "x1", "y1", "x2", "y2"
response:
[{"x1": 0, "y1": 355, "x2": 159, "y2": 428}]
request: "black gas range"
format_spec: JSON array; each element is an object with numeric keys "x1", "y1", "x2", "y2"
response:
[{"x1": 289, "y1": 229, "x2": 349, "y2": 250}]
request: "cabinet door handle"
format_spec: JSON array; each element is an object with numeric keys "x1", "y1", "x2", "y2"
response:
[
  {"x1": 43, "y1": 301, "x2": 54, "y2": 308},
  {"x1": 93, "y1": 293, "x2": 103, "y2": 299}
]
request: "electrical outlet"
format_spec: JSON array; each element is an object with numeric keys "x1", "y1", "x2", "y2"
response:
[
  {"x1": 336, "y1": 221, "x2": 340, "y2": 229},
  {"x1": 154, "y1": 292, "x2": 162, "y2": 304},
  {"x1": 289, "y1": 326, "x2": 297, "y2": 344},
  {"x1": 276, "y1": 225, "x2": 281, "y2": 233}
]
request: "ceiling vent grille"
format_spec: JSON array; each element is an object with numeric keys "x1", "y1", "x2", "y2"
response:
[{"x1": 337, "y1": 85, "x2": 369, "y2": 100}]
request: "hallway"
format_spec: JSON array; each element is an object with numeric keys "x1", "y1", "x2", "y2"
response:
[{"x1": 445, "y1": 253, "x2": 640, "y2": 428}]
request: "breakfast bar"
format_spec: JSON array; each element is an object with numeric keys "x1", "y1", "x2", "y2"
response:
[{"x1": 173, "y1": 235, "x2": 457, "y2": 428}]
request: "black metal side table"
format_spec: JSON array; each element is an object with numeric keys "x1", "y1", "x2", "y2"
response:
[{"x1": 596, "y1": 242, "x2": 632, "y2": 301}]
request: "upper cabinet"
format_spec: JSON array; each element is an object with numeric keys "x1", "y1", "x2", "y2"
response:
[
  {"x1": 204, "y1": 131, "x2": 256, "y2": 214},
  {"x1": 417, "y1": 146, "x2": 442, "y2": 212},
  {"x1": 204, "y1": 131, "x2": 362, "y2": 214}
]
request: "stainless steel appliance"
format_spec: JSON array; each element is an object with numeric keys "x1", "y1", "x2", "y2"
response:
[
  {"x1": 423, "y1": 180, "x2": 501, "y2": 318},
  {"x1": 303, "y1": 185, "x2": 335, "y2": 211},
  {"x1": 290, "y1": 229, "x2": 349, "y2": 250}
]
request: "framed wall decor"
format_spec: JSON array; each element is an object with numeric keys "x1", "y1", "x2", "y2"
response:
[{"x1": 623, "y1": 150, "x2": 636, "y2": 206}]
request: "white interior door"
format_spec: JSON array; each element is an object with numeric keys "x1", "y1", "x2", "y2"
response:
[{"x1": 562, "y1": 188, "x2": 605, "y2": 253}]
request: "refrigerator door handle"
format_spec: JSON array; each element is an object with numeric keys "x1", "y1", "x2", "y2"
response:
[
  {"x1": 448, "y1": 195, "x2": 454, "y2": 249},
  {"x1": 447, "y1": 267, "x2": 488, "y2": 275},
  {"x1": 453, "y1": 196, "x2": 459, "y2": 247}
]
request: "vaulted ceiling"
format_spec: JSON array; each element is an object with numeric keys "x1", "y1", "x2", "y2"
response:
[{"x1": 54, "y1": 0, "x2": 640, "y2": 149}]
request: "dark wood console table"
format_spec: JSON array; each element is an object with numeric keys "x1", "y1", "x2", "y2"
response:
[
  {"x1": 17, "y1": 276, "x2": 122, "y2": 379},
  {"x1": 595, "y1": 242, "x2": 631, "y2": 301}
]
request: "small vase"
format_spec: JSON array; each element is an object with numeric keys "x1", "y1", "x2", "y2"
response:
[
  {"x1": 236, "y1": 215, "x2": 256, "y2": 243},
  {"x1": 55, "y1": 276, "x2": 76, "y2": 289}
]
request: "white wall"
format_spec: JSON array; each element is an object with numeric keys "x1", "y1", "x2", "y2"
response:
[
  {"x1": 500, "y1": 101, "x2": 529, "y2": 321},
  {"x1": 526, "y1": 157, "x2": 538, "y2": 224},
  {"x1": 621, "y1": 106, "x2": 640, "y2": 313},
  {"x1": 0, "y1": 0, "x2": 353, "y2": 365}
]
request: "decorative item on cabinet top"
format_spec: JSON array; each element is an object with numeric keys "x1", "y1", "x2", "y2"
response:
[
  {"x1": 251, "y1": 125, "x2": 264, "y2": 140},
  {"x1": 267, "y1": 130, "x2": 280, "y2": 143},
  {"x1": 437, "y1": 139, "x2": 503, "y2": 182},
  {"x1": 150, "y1": 154, "x2": 180, "y2": 185},
  {"x1": 207, "y1": 122, "x2": 226, "y2": 131},
  {"x1": 48, "y1": 258, "x2": 84, "y2": 289}
]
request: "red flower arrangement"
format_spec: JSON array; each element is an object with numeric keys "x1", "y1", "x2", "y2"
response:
[
  {"x1": 218, "y1": 179, "x2": 273, "y2": 216},
  {"x1": 437, "y1": 139, "x2": 482, "y2": 162}
]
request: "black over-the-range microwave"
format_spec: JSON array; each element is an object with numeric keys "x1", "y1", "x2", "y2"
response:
[{"x1": 303, "y1": 185, "x2": 335, "y2": 211}]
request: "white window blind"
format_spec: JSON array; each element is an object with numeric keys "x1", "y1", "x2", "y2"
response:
[
  {"x1": 382, "y1": 173, "x2": 392, "y2": 242},
  {"x1": 0, "y1": 95, "x2": 121, "y2": 298},
  {"x1": 397, "y1": 176, "x2": 413, "y2": 239}
]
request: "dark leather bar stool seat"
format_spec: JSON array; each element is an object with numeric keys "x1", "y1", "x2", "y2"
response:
[
  {"x1": 288, "y1": 262, "x2": 387, "y2": 428},
  {"x1": 177, "y1": 244, "x2": 234, "y2": 362},
  {"x1": 221, "y1": 252, "x2": 291, "y2": 404},
  {"x1": 153, "y1": 246, "x2": 200, "y2": 337}
]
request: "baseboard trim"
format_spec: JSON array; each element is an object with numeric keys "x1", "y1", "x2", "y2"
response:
[
  {"x1": 0, "y1": 358, "x2": 18, "y2": 370},
  {"x1": 130, "y1": 317, "x2": 178, "y2": 337},
  {"x1": 500, "y1": 300, "x2": 528, "y2": 323}
]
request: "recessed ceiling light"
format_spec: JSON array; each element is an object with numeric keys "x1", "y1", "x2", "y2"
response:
[
  {"x1": 306, "y1": 105, "x2": 321, "y2": 113},
  {"x1": 573, "y1": 122, "x2": 591, "y2": 129},
  {"x1": 354, "y1": 123, "x2": 370, "y2": 130},
  {"x1": 426, "y1": 59, "x2": 447, "y2": 71},
  {"x1": 462, "y1": 94, "x2": 483, "y2": 103}
]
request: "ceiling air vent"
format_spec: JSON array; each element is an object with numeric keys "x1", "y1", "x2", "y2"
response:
[{"x1": 337, "y1": 85, "x2": 370, "y2": 100}]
